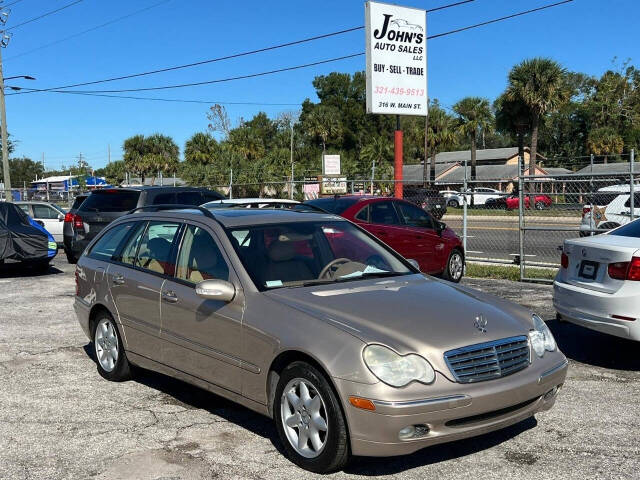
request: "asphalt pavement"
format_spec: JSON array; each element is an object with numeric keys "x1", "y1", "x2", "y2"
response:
[
  {"x1": 1, "y1": 257, "x2": 639, "y2": 479},
  {"x1": 443, "y1": 215, "x2": 581, "y2": 265}
]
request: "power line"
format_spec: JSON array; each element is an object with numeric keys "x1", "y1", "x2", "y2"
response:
[
  {"x1": 6, "y1": 0, "x2": 572, "y2": 97},
  {"x1": 5, "y1": 0, "x2": 173, "y2": 61},
  {"x1": 428, "y1": 0, "x2": 573, "y2": 39},
  {"x1": 5, "y1": 0, "x2": 84, "y2": 31},
  {"x1": 8, "y1": 0, "x2": 474, "y2": 94},
  {"x1": 15, "y1": 87, "x2": 302, "y2": 106}
]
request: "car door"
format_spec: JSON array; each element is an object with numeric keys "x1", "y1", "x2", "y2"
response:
[
  {"x1": 108, "y1": 220, "x2": 181, "y2": 361},
  {"x1": 393, "y1": 201, "x2": 444, "y2": 273},
  {"x1": 32, "y1": 203, "x2": 64, "y2": 244},
  {"x1": 361, "y1": 200, "x2": 411, "y2": 256},
  {"x1": 160, "y1": 222, "x2": 244, "y2": 393}
]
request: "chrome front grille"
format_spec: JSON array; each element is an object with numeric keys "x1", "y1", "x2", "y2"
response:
[{"x1": 444, "y1": 336, "x2": 530, "y2": 383}]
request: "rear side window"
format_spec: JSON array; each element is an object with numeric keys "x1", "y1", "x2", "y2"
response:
[
  {"x1": 588, "y1": 193, "x2": 621, "y2": 206},
  {"x1": 152, "y1": 193, "x2": 176, "y2": 205},
  {"x1": 136, "y1": 222, "x2": 181, "y2": 275},
  {"x1": 116, "y1": 222, "x2": 148, "y2": 265},
  {"x1": 88, "y1": 222, "x2": 137, "y2": 261},
  {"x1": 176, "y1": 191, "x2": 204, "y2": 205},
  {"x1": 80, "y1": 190, "x2": 141, "y2": 212},
  {"x1": 610, "y1": 219, "x2": 640, "y2": 238},
  {"x1": 370, "y1": 201, "x2": 400, "y2": 225},
  {"x1": 354, "y1": 205, "x2": 369, "y2": 222}
]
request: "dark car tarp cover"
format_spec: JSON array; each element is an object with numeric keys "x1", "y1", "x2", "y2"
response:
[{"x1": 0, "y1": 202, "x2": 55, "y2": 262}]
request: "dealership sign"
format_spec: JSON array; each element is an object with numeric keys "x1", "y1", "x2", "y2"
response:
[
  {"x1": 323, "y1": 154, "x2": 341, "y2": 175},
  {"x1": 365, "y1": 1, "x2": 427, "y2": 116}
]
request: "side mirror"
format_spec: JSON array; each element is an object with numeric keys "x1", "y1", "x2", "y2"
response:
[
  {"x1": 436, "y1": 221, "x2": 446, "y2": 235},
  {"x1": 58, "y1": 213, "x2": 65, "y2": 221},
  {"x1": 406, "y1": 258, "x2": 420, "y2": 270},
  {"x1": 195, "y1": 279, "x2": 236, "y2": 302}
]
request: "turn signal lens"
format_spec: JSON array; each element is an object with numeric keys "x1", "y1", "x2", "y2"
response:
[
  {"x1": 349, "y1": 397, "x2": 375, "y2": 411},
  {"x1": 561, "y1": 253, "x2": 569, "y2": 269}
]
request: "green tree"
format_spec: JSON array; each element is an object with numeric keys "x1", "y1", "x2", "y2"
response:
[
  {"x1": 494, "y1": 93, "x2": 530, "y2": 172},
  {"x1": 360, "y1": 136, "x2": 392, "y2": 188},
  {"x1": 425, "y1": 103, "x2": 457, "y2": 184},
  {"x1": 185, "y1": 132, "x2": 219, "y2": 166},
  {"x1": 506, "y1": 58, "x2": 570, "y2": 173},
  {"x1": 453, "y1": 97, "x2": 493, "y2": 181},
  {"x1": 95, "y1": 160, "x2": 126, "y2": 186},
  {"x1": 587, "y1": 126, "x2": 624, "y2": 163},
  {"x1": 122, "y1": 134, "x2": 179, "y2": 184},
  {"x1": 4, "y1": 157, "x2": 43, "y2": 187},
  {"x1": 303, "y1": 105, "x2": 342, "y2": 155}
]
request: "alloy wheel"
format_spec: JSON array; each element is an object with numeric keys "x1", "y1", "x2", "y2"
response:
[
  {"x1": 95, "y1": 317, "x2": 119, "y2": 372},
  {"x1": 449, "y1": 252, "x2": 464, "y2": 281},
  {"x1": 280, "y1": 378, "x2": 329, "y2": 458}
]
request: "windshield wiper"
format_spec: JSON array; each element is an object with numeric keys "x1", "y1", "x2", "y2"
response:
[{"x1": 338, "y1": 271, "x2": 407, "y2": 281}]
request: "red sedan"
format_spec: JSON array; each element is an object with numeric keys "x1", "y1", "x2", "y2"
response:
[
  {"x1": 306, "y1": 196, "x2": 465, "y2": 282},
  {"x1": 506, "y1": 194, "x2": 553, "y2": 210}
]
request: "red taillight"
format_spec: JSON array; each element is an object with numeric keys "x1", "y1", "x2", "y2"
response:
[
  {"x1": 561, "y1": 253, "x2": 569, "y2": 269},
  {"x1": 64, "y1": 212, "x2": 84, "y2": 230},
  {"x1": 628, "y1": 257, "x2": 640, "y2": 281},
  {"x1": 608, "y1": 257, "x2": 640, "y2": 281},
  {"x1": 582, "y1": 206, "x2": 591, "y2": 218}
]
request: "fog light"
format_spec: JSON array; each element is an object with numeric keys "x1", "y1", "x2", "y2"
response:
[{"x1": 398, "y1": 424, "x2": 430, "y2": 440}]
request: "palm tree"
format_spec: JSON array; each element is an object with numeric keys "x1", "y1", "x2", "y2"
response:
[
  {"x1": 360, "y1": 136, "x2": 392, "y2": 193},
  {"x1": 424, "y1": 106, "x2": 457, "y2": 185},
  {"x1": 453, "y1": 97, "x2": 493, "y2": 181},
  {"x1": 506, "y1": 58, "x2": 569, "y2": 174},
  {"x1": 185, "y1": 132, "x2": 218, "y2": 166},
  {"x1": 587, "y1": 126, "x2": 624, "y2": 164},
  {"x1": 123, "y1": 134, "x2": 147, "y2": 183},
  {"x1": 146, "y1": 134, "x2": 180, "y2": 184},
  {"x1": 303, "y1": 106, "x2": 342, "y2": 154}
]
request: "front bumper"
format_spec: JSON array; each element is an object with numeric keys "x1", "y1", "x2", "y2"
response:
[
  {"x1": 554, "y1": 280, "x2": 640, "y2": 341},
  {"x1": 335, "y1": 356, "x2": 567, "y2": 457}
]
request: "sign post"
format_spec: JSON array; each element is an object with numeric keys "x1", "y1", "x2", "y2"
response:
[{"x1": 365, "y1": 1, "x2": 427, "y2": 198}]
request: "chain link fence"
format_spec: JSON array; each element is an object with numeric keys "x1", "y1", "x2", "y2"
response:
[{"x1": 1, "y1": 152, "x2": 637, "y2": 283}]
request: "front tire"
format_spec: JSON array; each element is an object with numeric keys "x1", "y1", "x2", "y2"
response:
[
  {"x1": 448, "y1": 199, "x2": 459, "y2": 208},
  {"x1": 92, "y1": 312, "x2": 132, "y2": 381},
  {"x1": 535, "y1": 201, "x2": 546, "y2": 210},
  {"x1": 443, "y1": 249, "x2": 464, "y2": 283},
  {"x1": 274, "y1": 362, "x2": 349, "y2": 473}
]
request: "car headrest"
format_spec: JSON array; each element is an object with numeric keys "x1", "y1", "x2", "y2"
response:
[{"x1": 268, "y1": 240, "x2": 296, "y2": 262}]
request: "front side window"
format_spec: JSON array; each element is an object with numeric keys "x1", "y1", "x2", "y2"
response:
[
  {"x1": 136, "y1": 222, "x2": 181, "y2": 275},
  {"x1": 395, "y1": 202, "x2": 434, "y2": 229},
  {"x1": 229, "y1": 221, "x2": 412, "y2": 291},
  {"x1": 176, "y1": 225, "x2": 229, "y2": 283},
  {"x1": 370, "y1": 201, "x2": 400, "y2": 225},
  {"x1": 89, "y1": 222, "x2": 137, "y2": 261},
  {"x1": 624, "y1": 194, "x2": 640, "y2": 208}
]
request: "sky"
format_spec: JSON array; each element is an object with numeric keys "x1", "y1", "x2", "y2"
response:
[{"x1": 2, "y1": 0, "x2": 638, "y2": 171}]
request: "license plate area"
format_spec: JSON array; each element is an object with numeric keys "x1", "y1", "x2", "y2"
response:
[{"x1": 579, "y1": 260, "x2": 599, "y2": 280}]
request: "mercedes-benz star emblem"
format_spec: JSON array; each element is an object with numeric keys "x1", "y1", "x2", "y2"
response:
[{"x1": 474, "y1": 315, "x2": 488, "y2": 333}]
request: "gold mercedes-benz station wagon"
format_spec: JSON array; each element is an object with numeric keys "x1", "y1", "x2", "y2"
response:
[{"x1": 74, "y1": 206, "x2": 567, "y2": 473}]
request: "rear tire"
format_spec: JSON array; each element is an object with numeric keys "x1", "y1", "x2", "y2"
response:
[
  {"x1": 274, "y1": 362, "x2": 350, "y2": 473},
  {"x1": 448, "y1": 199, "x2": 459, "y2": 208},
  {"x1": 92, "y1": 312, "x2": 132, "y2": 382},
  {"x1": 442, "y1": 249, "x2": 464, "y2": 283},
  {"x1": 535, "y1": 201, "x2": 546, "y2": 210}
]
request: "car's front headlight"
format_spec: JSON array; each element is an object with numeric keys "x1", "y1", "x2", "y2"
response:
[
  {"x1": 363, "y1": 345, "x2": 435, "y2": 387},
  {"x1": 528, "y1": 314, "x2": 557, "y2": 358}
]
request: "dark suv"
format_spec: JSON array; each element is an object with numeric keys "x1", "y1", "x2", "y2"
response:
[
  {"x1": 63, "y1": 186, "x2": 224, "y2": 263},
  {"x1": 402, "y1": 187, "x2": 447, "y2": 219}
]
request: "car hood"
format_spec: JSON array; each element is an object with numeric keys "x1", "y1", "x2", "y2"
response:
[{"x1": 265, "y1": 274, "x2": 534, "y2": 379}]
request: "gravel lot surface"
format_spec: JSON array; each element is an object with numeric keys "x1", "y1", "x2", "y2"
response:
[{"x1": 1, "y1": 258, "x2": 639, "y2": 480}]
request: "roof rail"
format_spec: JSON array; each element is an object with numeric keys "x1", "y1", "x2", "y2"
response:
[{"x1": 126, "y1": 204, "x2": 215, "y2": 218}]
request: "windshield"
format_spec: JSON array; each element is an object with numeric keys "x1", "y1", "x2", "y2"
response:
[
  {"x1": 228, "y1": 221, "x2": 413, "y2": 290},
  {"x1": 610, "y1": 218, "x2": 640, "y2": 238}
]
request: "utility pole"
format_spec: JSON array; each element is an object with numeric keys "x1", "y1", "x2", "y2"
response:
[
  {"x1": 41, "y1": 152, "x2": 45, "y2": 172},
  {"x1": 0, "y1": 41, "x2": 10, "y2": 201},
  {"x1": 108, "y1": 144, "x2": 111, "y2": 164},
  {"x1": 289, "y1": 120, "x2": 294, "y2": 199}
]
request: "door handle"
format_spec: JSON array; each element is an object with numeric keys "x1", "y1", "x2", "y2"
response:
[
  {"x1": 112, "y1": 274, "x2": 125, "y2": 285},
  {"x1": 162, "y1": 291, "x2": 179, "y2": 303}
]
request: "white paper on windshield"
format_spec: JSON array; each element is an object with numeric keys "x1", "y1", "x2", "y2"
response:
[{"x1": 338, "y1": 265, "x2": 388, "y2": 279}]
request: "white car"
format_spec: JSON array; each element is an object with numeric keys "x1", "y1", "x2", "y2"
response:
[
  {"x1": 15, "y1": 201, "x2": 65, "y2": 245},
  {"x1": 462, "y1": 187, "x2": 505, "y2": 206},
  {"x1": 554, "y1": 218, "x2": 640, "y2": 341},
  {"x1": 440, "y1": 190, "x2": 464, "y2": 208},
  {"x1": 202, "y1": 198, "x2": 301, "y2": 209},
  {"x1": 580, "y1": 184, "x2": 639, "y2": 236}
]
